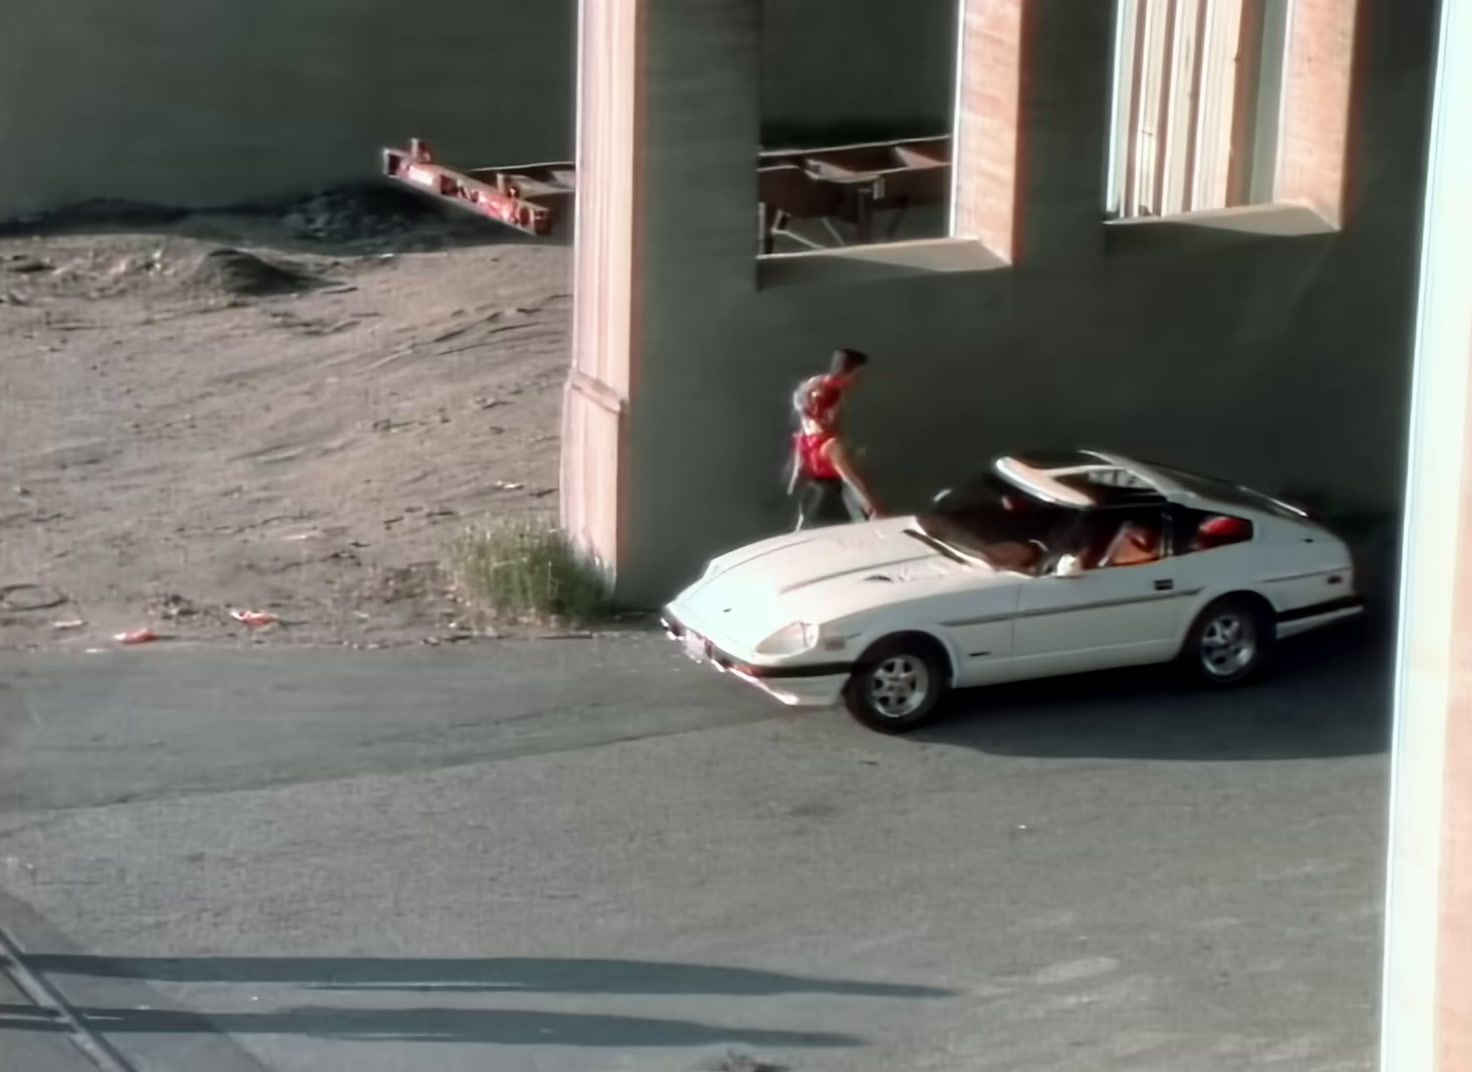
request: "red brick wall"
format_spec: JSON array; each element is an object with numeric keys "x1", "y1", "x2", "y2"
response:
[
  {"x1": 1275, "y1": 0, "x2": 1361, "y2": 224},
  {"x1": 952, "y1": 0, "x2": 1028, "y2": 259}
]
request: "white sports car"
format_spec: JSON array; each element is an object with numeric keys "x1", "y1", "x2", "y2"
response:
[{"x1": 660, "y1": 450, "x2": 1364, "y2": 733}]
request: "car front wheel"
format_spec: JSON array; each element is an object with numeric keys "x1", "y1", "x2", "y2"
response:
[
  {"x1": 1182, "y1": 596, "x2": 1272, "y2": 687},
  {"x1": 841, "y1": 637, "x2": 947, "y2": 734}
]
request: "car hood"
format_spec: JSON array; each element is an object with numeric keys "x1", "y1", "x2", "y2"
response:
[{"x1": 673, "y1": 516, "x2": 1007, "y2": 640}]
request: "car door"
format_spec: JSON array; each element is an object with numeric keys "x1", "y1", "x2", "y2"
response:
[
  {"x1": 1011, "y1": 508, "x2": 1184, "y2": 677},
  {"x1": 935, "y1": 580, "x2": 1023, "y2": 688}
]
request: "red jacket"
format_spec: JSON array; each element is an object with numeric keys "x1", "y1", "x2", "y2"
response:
[
  {"x1": 791, "y1": 373, "x2": 852, "y2": 480},
  {"x1": 794, "y1": 430, "x2": 841, "y2": 480}
]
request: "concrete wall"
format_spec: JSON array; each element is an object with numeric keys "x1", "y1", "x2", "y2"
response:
[
  {"x1": 599, "y1": 0, "x2": 1437, "y2": 605},
  {"x1": 0, "y1": 0, "x2": 953, "y2": 217},
  {"x1": 0, "y1": 0, "x2": 575, "y2": 215}
]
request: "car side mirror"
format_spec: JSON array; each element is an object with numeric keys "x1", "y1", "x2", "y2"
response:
[{"x1": 1054, "y1": 553, "x2": 1084, "y2": 578}]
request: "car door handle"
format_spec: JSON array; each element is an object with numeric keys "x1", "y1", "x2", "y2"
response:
[{"x1": 1154, "y1": 579, "x2": 1174, "y2": 592}]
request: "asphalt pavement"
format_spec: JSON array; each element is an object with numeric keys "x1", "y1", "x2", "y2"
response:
[{"x1": 0, "y1": 623, "x2": 1391, "y2": 1071}]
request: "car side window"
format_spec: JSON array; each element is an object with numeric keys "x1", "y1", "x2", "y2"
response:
[
  {"x1": 1171, "y1": 507, "x2": 1255, "y2": 554},
  {"x1": 1093, "y1": 509, "x2": 1169, "y2": 569}
]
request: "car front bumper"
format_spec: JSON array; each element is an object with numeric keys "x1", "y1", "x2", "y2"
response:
[{"x1": 659, "y1": 609, "x2": 852, "y2": 709}]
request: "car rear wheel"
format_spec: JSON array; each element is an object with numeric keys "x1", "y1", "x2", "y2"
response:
[
  {"x1": 1182, "y1": 595, "x2": 1273, "y2": 687},
  {"x1": 842, "y1": 637, "x2": 947, "y2": 734}
]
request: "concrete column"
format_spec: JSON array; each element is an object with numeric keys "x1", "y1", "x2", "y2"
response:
[
  {"x1": 560, "y1": 0, "x2": 760, "y2": 602},
  {"x1": 1380, "y1": 0, "x2": 1472, "y2": 1067},
  {"x1": 560, "y1": 0, "x2": 646, "y2": 575}
]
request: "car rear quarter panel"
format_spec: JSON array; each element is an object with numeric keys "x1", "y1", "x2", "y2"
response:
[
  {"x1": 1171, "y1": 517, "x2": 1354, "y2": 641},
  {"x1": 1249, "y1": 521, "x2": 1357, "y2": 616}
]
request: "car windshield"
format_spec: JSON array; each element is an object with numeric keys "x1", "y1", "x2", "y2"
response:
[{"x1": 916, "y1": 472, "x2": 1086, "y2": 573}]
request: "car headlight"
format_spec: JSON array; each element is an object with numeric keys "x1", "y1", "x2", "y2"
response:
[{"x1": 755, "y1": 621, "x2": 820, "y2": 657}]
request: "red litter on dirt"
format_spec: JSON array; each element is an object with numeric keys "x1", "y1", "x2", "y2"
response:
[
  {"x1": 231, "y1": 609, "x2": 279, "y2": 628},
  {"x1": 115, "y1": 629, "x2": 160, "y2": 645}
]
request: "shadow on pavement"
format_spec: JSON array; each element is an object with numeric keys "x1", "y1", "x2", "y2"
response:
[
  {"x1": 912, "y1": 619, "x2": 1392, "y2": 762},
  {"x1": 1, "y1": 1004, "x2": 859, "y2": 1049},
  {"x1": 26, "y1": 955, "x2": 951, "y2": 999},
  {"x1": 2, "y1": 955, "x2": 951, "y2": 1049},
  {"x1": 0, "y1": 1003, "x2": 66, "y2": 1032}
]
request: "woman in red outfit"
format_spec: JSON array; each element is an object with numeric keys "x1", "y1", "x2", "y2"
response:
[{"x1": 786, "y1": 348, "x2": 882, "y2": 530}]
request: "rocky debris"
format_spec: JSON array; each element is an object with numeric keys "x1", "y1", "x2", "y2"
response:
[
  {"x1": 277, "y1": 184, "x2": 444, "y2": 244},
  {"x1": 189, "y1": 247, "x2": 322, "y2": 297},
  {"x1": 0, "y1": 211, "x2": 568, "y2": 652},
  {"x1": 693, "y1": 1054, "x2": 789, "y2": 1072},
  {"x1": 265, "y1": 310, "x2": 360, "y2": 336},
  {"x1": 155, "y1": 593, "x2": 198, "y2": 620},
  {"x1": 115, "y1": 627, "x2": 162, "y2": 645},
  {"x1": 0, "y1": 584, "x2": 69, "y2": 612},
  {"x1": 363, "y1": 562, "x2": 440, "y2": 605},
  {"x1": 103, "y1": 248, "x2": 169, "y2": 280}
]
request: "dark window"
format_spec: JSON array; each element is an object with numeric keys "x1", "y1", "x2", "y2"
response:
[
  {"x1": 920, "y1": 476, "x2": 1171, "y2": 574},
  {"x1": 1170, "y1": 506, "x2": 1256, "y2": 553},
  {"x1": 1054, "y1": 468, "x2": 1166, "y2": 507},
  {"x1": 925, "y1": 473, "x2": 1073, "y2": 547},
  {"x1": 1076, "y1": 507, "x2": 1171, "y2": 569}
]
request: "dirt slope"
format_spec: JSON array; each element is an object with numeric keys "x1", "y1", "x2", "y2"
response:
[{"x1": 0, "y1": 194, "x2": 574, "y2": 651}]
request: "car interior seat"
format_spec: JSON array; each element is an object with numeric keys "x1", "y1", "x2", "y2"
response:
[
  {"x1": 1193, "y1": 515, "x2": 1251, "y2": 551},
  {"x1": 1101, "y1": 520, "x2": 1162, "y2": 567}
]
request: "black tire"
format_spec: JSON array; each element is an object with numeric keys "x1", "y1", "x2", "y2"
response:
[
  {"x1": 842, "y1": 636, "x2": 948, "y2": 734},
  {"x1": 1180, "y1": 595, "x2": 1274, "y2": 687}
]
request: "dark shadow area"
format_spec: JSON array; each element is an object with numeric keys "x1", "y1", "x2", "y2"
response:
[
  {"x1": 756, "y1": 0, "x2": 957, "y2": 254},
  {"x1": 913, "y1": 618, "x2": 1392, "y2": 762},
  {"x1": 0, "y1": 181, "x2": 567, "y2": 258},
  {"x1": 0, "y1": 1003, "x2": 66, "y2": 1032},
  {"x1": 2, "y1": 956, "x2": 922, "y2": 1050},
  {"x1": 2, "y1": 1004, "x2": 858, "y2": 1049},
  {"x1": 1101, "y1": 212, "x2": 1340, "y2": 258},
  {"x1": 28, "y1": 955, "x2": 952, "y2": 1000}
]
